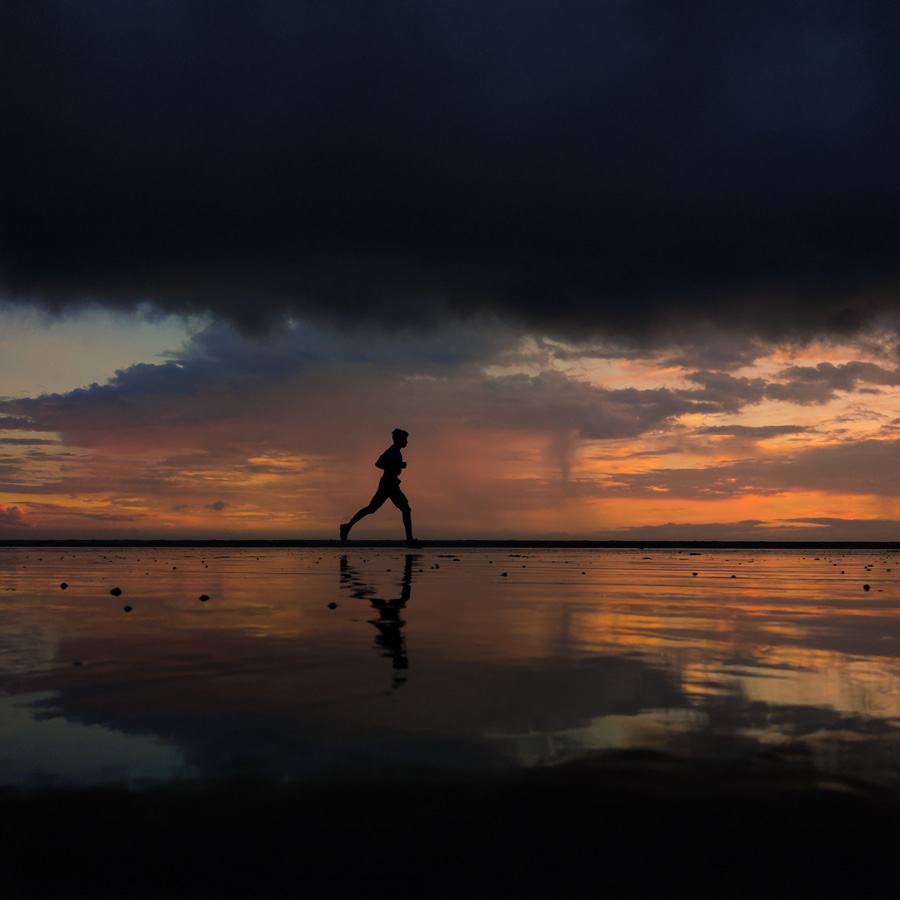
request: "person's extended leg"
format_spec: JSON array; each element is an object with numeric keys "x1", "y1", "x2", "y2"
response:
[
  {"x1": 341, "y1": 488, "x2": 387, "y2": 540},
  {"x1": 346, "y1": 506, "x2": 372, "y2": 530},
  {"x1": 340, "y1": 508, "x2": 367, "y2": 541}
]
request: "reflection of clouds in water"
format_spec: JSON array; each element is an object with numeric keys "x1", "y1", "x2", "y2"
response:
[
  {"x1": 1, "y1": 548, "x2": 899, "y2": 786},
  {"x1": 12, "y1": 618, "x2": 900, "y2": 786},
  {"x1": 693, "y1": 655, "x2": 900, "y2": 719},
  {"x1": 0, "y1": 692, "x2": 186, "y2": 786},
  {"x1": 487, "y1": 678, "x2": 900, "y2": 787},
  {"x1": 486, "y1": 709, "x2": 707, "y2": 768},
  {"x1": 0, "y1": 606, "x2": 64, "y2": 682},
  {"x1": 0, "y1": 621, "x2": 62, "y2": 680},
  {"x1": 0, "y1": 553, "x2": 58, "y2": 678}
]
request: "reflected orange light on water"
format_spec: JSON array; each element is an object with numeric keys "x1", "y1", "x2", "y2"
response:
[{"x1": 1, "y1": 546, "x2": 899, "y2": 785}]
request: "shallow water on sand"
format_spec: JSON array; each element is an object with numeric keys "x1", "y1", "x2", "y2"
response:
[{"x1": 1, "y1": 546, "x2": 899, "y2": 787}]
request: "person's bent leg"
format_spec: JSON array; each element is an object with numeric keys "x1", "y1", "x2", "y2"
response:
[
  {"x1": 389, "y1": 488, "x2": 414, "y2": 542},
  {"x1": 402, "y1": 507, "x2": 413, "y2": 542}
]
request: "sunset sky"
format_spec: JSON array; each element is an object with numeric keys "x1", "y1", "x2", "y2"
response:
[{"x1": 2, "y1": 1, "x2": 899, "y2": 540}]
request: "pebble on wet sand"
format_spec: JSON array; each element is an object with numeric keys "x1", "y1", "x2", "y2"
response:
[
  {"x1": 60, "y1": 582, "x2": 68, "y2": 590},
  {"x1": 109, "y1": 587, "x2": 122, "y2": 596},
  {"x1": 864, "y1": 584, "x2": 871, "y2": 591},
  {"x1": 199, "y1": 594, "x2": 210, "y2": 601},
  {"x1": 327, "y1": 602, "x2": 337, "y2": 609},
  {"x1": 123, "y1": 605, "x2": 132, "y2": 612}
]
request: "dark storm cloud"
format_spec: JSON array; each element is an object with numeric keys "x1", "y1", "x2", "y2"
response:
[
  {"x1": 677, "y1": 371, "x2": 768, "y2": 411},
  {"x1": 778, "y1": 361, "x2": 900, "y2": 389},
  {"x1": 473, "y1": 371, "x2": 708, "y2": 439},
  {"x1": 660, "y1": 335, "x2": 769, "y2": 372},
  {"x1": 175, "y1": 315, "x2": 515, "y2": 373},
  {"x1": 698, "y1": 424, "x2": 810, "y2": 437},
  {"x1": 595, "y1": 438, "x2": 900, "y2": 498},
  {"x1": 548, "y1": 332, "x2": 769, "y2": 371},
  {"x1": 603, "y1": 518, "x2": 900, "y2": 541},
  {"x1": 3, "y1": 1, "x2": 899, "y2": 342},
  {"x1": 767, "y1": 361, "x2": 900, "y2": 404},
  {"x1": 0, "y1": 316, "x2": 522, "y2": 443},
  {"x1": 0, "y1": 315, "x2": 768, "y2": 457},
  {"x1": 0, "y1": 416, "x2": 47, "y2": 431},
  {"x1": 0, "y1": 348, "x2": 708, "y2": 447},
  {"x1": 547, "y1": 344, "x2": 654, "y2": 362},
  {"x1": 676, "y1": 360, "x2": 900, "y2": 409}
]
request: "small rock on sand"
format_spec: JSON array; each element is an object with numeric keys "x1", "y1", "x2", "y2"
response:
[{"x1": 109, "y1": 587, "x2": 122, "y2": 596}]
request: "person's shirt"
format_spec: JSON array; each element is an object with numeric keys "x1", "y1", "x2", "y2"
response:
[{"x1": 376, "y1": 444, "x2": 403, "y2": 482}]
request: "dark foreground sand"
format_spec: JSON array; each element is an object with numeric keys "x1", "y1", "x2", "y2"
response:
[{"x1": 3, "y1": 754, "x2": 896, "y2": 897}]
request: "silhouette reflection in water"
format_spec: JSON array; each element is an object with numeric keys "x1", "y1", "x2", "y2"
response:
[{"x1": 340, "y1": 554, "x2": 417, "y2": 691}]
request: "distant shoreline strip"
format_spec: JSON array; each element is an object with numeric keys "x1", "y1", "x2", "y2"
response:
[{"x1": 1, "y1": 539, "x2": 899, "y2": 550}]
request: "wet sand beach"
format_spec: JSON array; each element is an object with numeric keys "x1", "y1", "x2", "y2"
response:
[{"x1": 2, "y1": 544, "x2": 899, "y2": 894}]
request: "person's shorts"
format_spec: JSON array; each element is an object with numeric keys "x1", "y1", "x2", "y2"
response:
[{"x1": 368, "y1": 479, "x2": 410, "y2": 512}]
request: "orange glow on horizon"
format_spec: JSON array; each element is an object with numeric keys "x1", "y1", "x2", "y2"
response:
[{"x1": 3, "y1": 333, "x2": 899, "y2": 540}]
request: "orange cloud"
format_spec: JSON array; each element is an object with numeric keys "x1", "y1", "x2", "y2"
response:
[{"x1": 0, "y1": 504, "x2": 30, "y2": 528}]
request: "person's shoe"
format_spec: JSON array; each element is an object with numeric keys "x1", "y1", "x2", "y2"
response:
[
  {"x1": 405, "y1": 538, "x2": 422, "y2": 549},
  {"x1": 340, "y1": 523, "x2": 350, "y2": 542}
]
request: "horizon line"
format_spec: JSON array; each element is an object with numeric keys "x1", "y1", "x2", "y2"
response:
[{"x1": 2, "y1": 539, "x2": 899, "y2": 550}]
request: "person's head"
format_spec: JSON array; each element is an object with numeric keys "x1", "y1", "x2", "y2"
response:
[{"x1": 392, "y1": 428, "x2": 409, "y2": 447}]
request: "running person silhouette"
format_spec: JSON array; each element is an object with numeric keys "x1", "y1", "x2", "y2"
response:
[{"x1": 340, "y1": 429, "x2": 420, "y2": 546}]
